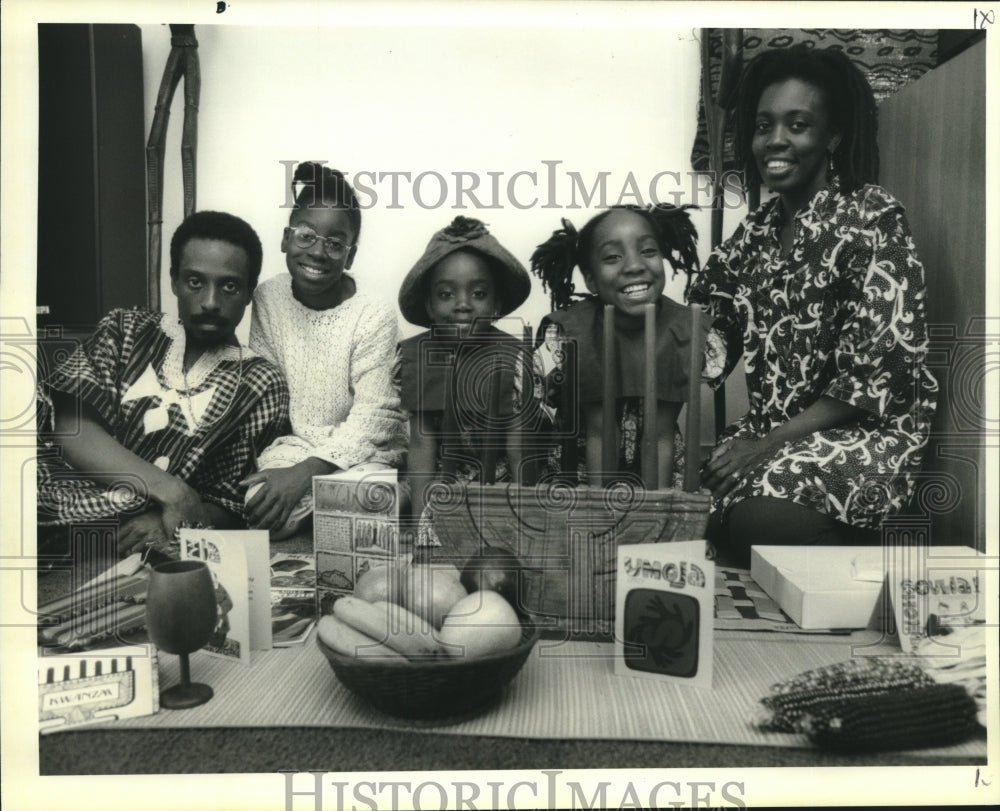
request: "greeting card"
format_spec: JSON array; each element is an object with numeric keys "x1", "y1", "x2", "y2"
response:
[
  {"x1": 179, "y1": 529, "x2": 271, "y2": 664},
  {"x1": 614, "y1": 540, "x2": 714, "y2": 689}
]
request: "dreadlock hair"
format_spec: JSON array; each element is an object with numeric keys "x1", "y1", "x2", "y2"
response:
[
  {"x1": 732, "y1": 45, "x2": 879, "y2": 194},
  {"x1": 290, "y1": 161, "x2": 362, "y2": 242},
  {"x1": 530, "y1": 204, "x2": 701, "y2": 311}
]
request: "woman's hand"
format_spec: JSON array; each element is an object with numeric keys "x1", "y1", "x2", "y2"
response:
[
  {"x1": 241, "y1": 458, "x2": 332, "y2": 531},
  {"x1": 701, "y1": 437, "x2": 775, "y2": 499}
]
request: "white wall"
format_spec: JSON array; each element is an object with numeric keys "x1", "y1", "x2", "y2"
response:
[
  {"x1": 139, "y1": 17, "x2": 748, "y2": 440},
  {"x1": 140, "y1": 22, "x2": 743, "y2": 327}
]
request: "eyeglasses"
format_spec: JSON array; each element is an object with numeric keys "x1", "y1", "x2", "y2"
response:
[{"x1": 284, "y1": 226, "x2": 356, "y2": 259}]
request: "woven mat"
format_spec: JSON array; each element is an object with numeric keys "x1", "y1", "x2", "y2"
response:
[{"x1": 100, "y1": 629, "x2": 985, "y2": 757}]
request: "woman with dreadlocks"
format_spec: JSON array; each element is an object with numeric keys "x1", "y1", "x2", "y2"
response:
[
  {"x1": 531, "y1": 204, "x2": 724, "y2": 488},
  {"x1": 688, "y1": 46, "x2": 938, "y2": 564}
]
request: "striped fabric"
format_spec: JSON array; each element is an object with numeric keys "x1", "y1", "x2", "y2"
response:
[{"x1": 691, "y1": 29, "x2": 939, "y2": 173}]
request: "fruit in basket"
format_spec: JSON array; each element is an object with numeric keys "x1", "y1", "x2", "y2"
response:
[
  {"x1": 354, "y1": 561, "x2": 403, "y2": 604},
  {"x1": 401, "y1": 557, "x2": 467, "y2": 628},
  {"x1": 459, "y1": 547, "x2": 524, "y2": 616},
  {"x1": 403, "y1": 548, "x2": 462, "y2": 586},
  {"x1": 439, "y1": 590, "x2": 522, "y2": 659},
  {"x1": 316, "y1": 614, "x2": 405, "y2": 661},
  {"x1": 333, "y1": 596, "x2": 443, "y2": 659}
]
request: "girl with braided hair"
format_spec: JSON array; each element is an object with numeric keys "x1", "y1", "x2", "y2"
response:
[
  {"x1": 688, "y1": 46, "x2": 938, "y2": 564},
  {"x1": 531, "y1": 204, "x2": 725, "y2": 488}
]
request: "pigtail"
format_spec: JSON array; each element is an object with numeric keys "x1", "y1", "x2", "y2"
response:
[
  {"x1": 530, "y1": 218, "x2": 581, "y2": 311},
  {"x1": 647, "y1": 203, "x2": 700, "y2": 296},
  {"x1": 292, "y1": 161, "x2": 348, "y2": 208}
]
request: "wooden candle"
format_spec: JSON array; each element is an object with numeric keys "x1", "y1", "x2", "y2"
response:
[
  {"x1": 684, "y1": 304, "x2": 703, "y2": 492},
  {"x1": 518, "y1": 325, "x2": 537, "y2": 485},
  {"x1": 602, "y1": 305, "x2": 616, "y2": 486},
  {"x1": 441, "y1": 337, "x2": 459, "y2": 476},
  {"x1": 641, "y1": 302, "x2": 659, "y2": 490},
  {"x1": 481, "y1": 345, "x2": 502, "y2": 485},
  {"x1": 560, "y1": 330, "x2": 579, "y2": 477}
]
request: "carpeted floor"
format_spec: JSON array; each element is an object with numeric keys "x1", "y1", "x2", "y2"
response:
[{"x1": 39, "y1": 726, "x2": 986, "y2": 774}]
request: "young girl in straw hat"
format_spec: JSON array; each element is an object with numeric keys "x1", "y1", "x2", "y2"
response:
[{"x1": 396, "y1": 216, "x2": 532, "y2": 544}]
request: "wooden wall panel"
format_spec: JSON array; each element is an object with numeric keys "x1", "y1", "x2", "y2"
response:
[
  {"x1": 877, "y1": 39, "x2": 986, "y2": 550},
  {"x1": 36, "y1": 24, "x2": 146, "y2": 332}
]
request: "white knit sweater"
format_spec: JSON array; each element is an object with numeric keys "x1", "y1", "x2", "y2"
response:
[{"x1": 249, "y1": 275, "x2": 407, "y2": 470}]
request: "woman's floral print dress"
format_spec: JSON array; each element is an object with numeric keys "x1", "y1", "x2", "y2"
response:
[{"x1": 687, "y1": 180, "x2": 938, "y2": 528}]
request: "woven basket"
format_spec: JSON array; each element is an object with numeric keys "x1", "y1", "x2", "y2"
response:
[
  {"x1": 317, "y1": 621, "x2": 541, "y2": 719},
  {"x1": 430, "y1": 481, "x2": 711, "y2": 636}
]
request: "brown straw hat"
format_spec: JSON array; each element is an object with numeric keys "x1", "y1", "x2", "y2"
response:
[{"x1": 398, "y1": 217, "x2": 531, "y2": 327}]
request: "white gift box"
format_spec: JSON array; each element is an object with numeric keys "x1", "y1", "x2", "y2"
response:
[
  {"x1": 750, "y1": 544, "x2": 984, "y2": 632},
  {"x1": 750, "y1": 546, "x2": 888, "y2": 630}
]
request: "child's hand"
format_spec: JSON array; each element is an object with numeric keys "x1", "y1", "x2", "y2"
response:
[
  {"x1": 241, "y1": 465, "x2": 314, "y2": 531},
  {"x1": 701, "y1": 438, "x2": 774, "y2": 498}
]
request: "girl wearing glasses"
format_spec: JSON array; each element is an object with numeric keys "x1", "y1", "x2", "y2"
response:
[{"x1": 242, "y1": 161, "x2": 407, "y2": 539}]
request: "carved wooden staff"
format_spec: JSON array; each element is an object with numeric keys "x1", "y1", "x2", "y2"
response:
[{"x1": 146, "y1": 24, "x2": 200, "y2": 311}]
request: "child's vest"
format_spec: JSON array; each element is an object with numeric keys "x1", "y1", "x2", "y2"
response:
[
  {"x1": 397, "y1": 324, "x2": 521, "y2": 426},
  {"x1": 541, "y1": 296, "x2": 710, "y2": 404}
]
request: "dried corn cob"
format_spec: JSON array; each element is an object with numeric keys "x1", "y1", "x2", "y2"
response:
[
  {"x1": 758, "y1": 672, "x2": 936, "y2": 732},
  {"x1": 768, "y1": 656, "x2": 933, "y2": 696},
  {"x1": 801, "y1": 683, "x2": 980, "y2": 752}
]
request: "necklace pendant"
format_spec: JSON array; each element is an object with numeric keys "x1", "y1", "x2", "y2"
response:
[{"x1": 143, "y1": 405, "x2": 170, "y2": 434}]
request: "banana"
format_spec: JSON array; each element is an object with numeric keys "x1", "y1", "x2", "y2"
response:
[
  {"x1": 316, "y1": 615, "x2": 405, "y2": 661},
  {"x1": 332, "y1": 596, "x2": 443, "y2": 659}
]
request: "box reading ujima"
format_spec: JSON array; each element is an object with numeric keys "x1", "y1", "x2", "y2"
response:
[
  {"x1": 614, "y1": 540, "x2": 714, "y2": 690},
  {"x1": 313, "y1": 469, "x2": 400, "y2": 616},
  {"x1": 882, "y1": 544, "x2": 986, "y2": 653}
]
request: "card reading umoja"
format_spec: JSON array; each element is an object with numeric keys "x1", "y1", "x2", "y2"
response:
[{"x1": 615, "y1": 541, "x2": 713, "y2": 689}]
